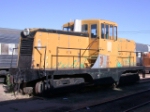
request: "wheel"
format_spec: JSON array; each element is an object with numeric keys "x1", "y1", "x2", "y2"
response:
[
  {"x1": 142, "y1": 74, "x2": 145, "y2": 78},
  {"x1": 35, "y1": 82, "x2": 39, "y2": 94},
  {"x1": 23, "y1": 87, "x2": 33, "y2": 95},
  {"x1": 35, "y1": 81, "x2": 44, "y2": 94}
]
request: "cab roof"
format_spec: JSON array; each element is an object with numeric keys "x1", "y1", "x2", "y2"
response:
[{"x1": 63, "y1": 19, "x2": 118, "y2": 27}]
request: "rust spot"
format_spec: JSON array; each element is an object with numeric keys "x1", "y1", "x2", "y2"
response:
[{"x1": 100, "y1": 56, "x2": 103, "y2": 67}]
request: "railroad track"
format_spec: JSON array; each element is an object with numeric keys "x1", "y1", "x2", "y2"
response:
[
  {"x1": 123, "y1": 101, "x2": 150, "y2": 112},
  {"x1": 139, "y1": 78, "x2": 150, "y2": 83},
  {"x1": 1, "y1": 78, "x2": 150, "y2": 112},
  {"x1": 36, "y1": 78, "x2": 150, "y2": 112},
  {"x1": 67, "y1": 89, "x2": 150, "y2": 112}
]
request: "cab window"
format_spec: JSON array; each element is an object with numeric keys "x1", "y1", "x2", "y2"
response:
[
  {"x1": 82, "y1": 24, "x2": 88, "y2": 32},
  {"x1": 101, "y1": 24, "x2": 105, "y2": 39},
  {"x1": 106, "y1": 24, "x2": 109, "y2": 39},
  {"x1": 91, "y1": 24, "x2": 97, "y2": 38},
  {"x1": 109, "y1": 25, "x2": 113, "y2": 39},
  {"x1": 101, "y1": 23, "x2": 117, "y2": 40},
  {"x1": 114, "y1": 26, "x2": 117, "y2": 40},
  {"x1": 63, "y1": 25, "x2": 74, "y2": 31},
  {"x1": 63, "y1": 27, "x2": 70, "y2": 31},
  {"x1": 101, "y1": 24, "x2": 109, "y2": 39}
]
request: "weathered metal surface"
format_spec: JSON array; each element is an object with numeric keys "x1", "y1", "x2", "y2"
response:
[
  {"x1": 0, "y1": 55, "x2": 18, "y2": 68},
  {"x1": 12, "y1": 66, "x2": 144, "y2": 88},
  {"x1": 18, "y1": 38, "x2": 34, "y2": 68},
  {"x1": 92, "y1": 54, "x2": 108, "y2": 68},
  {"x1": 135, "y1": 43, "x2": 149, "y2": 66},
  {"x1": 135, "y1": 43, "x2": 148, "y2": 52},
  {"x1": 0, "y1": 28, "x2": 21, "y2": 69},
  {"x1": 0, "y1": 28, "x2": 21, "y2": 43}
]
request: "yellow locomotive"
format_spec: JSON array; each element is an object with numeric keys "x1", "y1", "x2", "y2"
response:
[{"x1": 11, "y1": 19, "x2": 143, "y2": 94}]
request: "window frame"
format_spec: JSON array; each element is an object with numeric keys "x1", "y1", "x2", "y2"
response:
[
  {"x1": 109, "y1": 25, "x2": 113, "y2": 40},
  {"x1": 90, "y1": 24, "x2": 98, "y2": 38},
  {"x1": 114, "y1": 26, "x2": 117, "y2": 40},
  {"x1": 101, "y1": 23, "x2": 105, "y2": 39},
  {"x1": 105, "y1": 24, "x2": 109, "y2": 39},
  {"x1": 101, "y1": 23, "x2": 117, "y2": 40},
  {"x1": 0, "y1": 43, "x2": 18, "y2": 55},
  {"x1": 82, "y1": 24, "x2": 88, "y2": 33},
  {"x1": 63, "y1": 25, "x2": 74, "y2": 31}
]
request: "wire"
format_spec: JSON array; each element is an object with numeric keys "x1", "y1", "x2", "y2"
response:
[{"x1": 118, "y1": 30, "x2": 150, "y2": 34}]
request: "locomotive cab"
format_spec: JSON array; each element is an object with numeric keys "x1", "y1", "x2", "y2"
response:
[
  {"x1": 62, "y1": 19, "x2": 118, "y2": 40},
  {"x1": 63, "y1": 19, "x2": 118, "y2": 67}
]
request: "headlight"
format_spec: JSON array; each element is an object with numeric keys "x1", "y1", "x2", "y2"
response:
[{"x1": 23, "y1": 28, "x2": 30, "y2": 36}]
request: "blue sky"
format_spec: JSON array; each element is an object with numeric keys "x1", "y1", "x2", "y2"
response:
[{"x1": 0, "y1": 0, "x2": 149, "y2": 44}]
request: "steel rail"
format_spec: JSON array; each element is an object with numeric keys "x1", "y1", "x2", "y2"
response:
[
  {"x1": 67, "y1": 89, "x2": 150, "y2": 112},
  {"x1": 123, "y1": 101, "x2": 150, "y2": 112}
]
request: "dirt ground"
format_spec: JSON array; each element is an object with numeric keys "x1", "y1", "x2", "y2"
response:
[
  {"x1": 0, "y1": 74, "x2": 150, "y2": 112},
  {"x1": 0, "y1": 84, "x2": 70, "y2": 112}
]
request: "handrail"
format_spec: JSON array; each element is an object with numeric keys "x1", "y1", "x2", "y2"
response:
[
  {"x1": 81, "y1": 37, "x2": 99, "y2": 56},
  {"x1": 56, "y1": 47, "x2": 99, "y2": 70},
  {"x1": 52, "y1": 55, "x2": 97, "y2": 69},
  {"x1": 34, "y1": 46, "x2": 47, "y2": 71},
  {"x1": 10, "y1": 48, "x2": 18, "y2": 69}
]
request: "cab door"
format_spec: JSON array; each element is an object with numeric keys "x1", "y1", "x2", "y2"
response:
[
  {"x1": 87, "y1": 22, "x2": 99, "y2": 66},
  {"x1": 89, "y1": 23, "x2": 99, "y2": 56}
]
